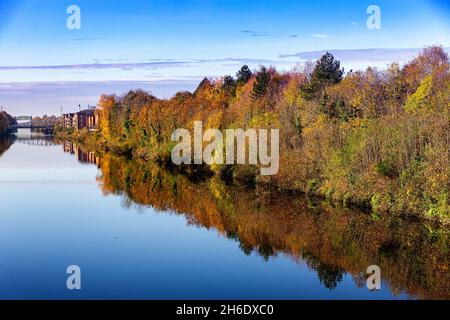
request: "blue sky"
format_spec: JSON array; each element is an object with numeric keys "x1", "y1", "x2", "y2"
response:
[{"x1": 0, "y1": 0, "x2": 449, "y2": 114}]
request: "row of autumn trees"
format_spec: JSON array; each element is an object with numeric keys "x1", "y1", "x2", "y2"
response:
[{"x1": 89, "y1": 46, "x2": 449, "y2": 220}]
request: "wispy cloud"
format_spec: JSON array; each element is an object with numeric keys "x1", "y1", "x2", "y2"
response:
[
  {"x1": 241, "y1": 30, "x2": 271, "y2": 37},
  {"x1": 194, "y1": 57, "x2": 279, "y2": 64},
  {"x1": 279, "y1": 47, "x2": 450, "y2": 62},
  {"x1": 310, "y1": 33, "x2": 329, "y2": 38},
  {"x1": 0, "y1": 57, "x2": 283, "y2": 72},
  {"x1": 72, "y1": 37, "x2": 105, "y2": 41},
  {"x1": 0, "y1": 61, "x2": 186, "y2": 71},
  {"x1": 242, "y1": 30, "x2": 302, "y2": 39}
]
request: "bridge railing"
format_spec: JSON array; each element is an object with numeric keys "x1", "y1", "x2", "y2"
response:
[{"x1": 14, "y1": 116, "x2": 33, "y2": 121}]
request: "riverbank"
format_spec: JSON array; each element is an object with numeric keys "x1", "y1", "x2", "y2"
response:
[{"x1": 56, "y1": 127, "x2": 449, "y2": 226}]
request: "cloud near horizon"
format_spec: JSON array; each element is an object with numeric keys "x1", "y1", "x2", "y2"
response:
[
  {"x1": 0, "y1": 80, "x2": 200, "y2": 116},
  {"x1": 0, "y1": 57, "x2": 282, "y2": 72},
  {"x1": 280, "y1": 47, "x2": 450, "y2": 63}
]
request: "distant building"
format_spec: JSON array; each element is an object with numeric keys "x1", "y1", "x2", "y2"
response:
[
  {"x1": 63, "y1": 113, "x2": 75, "y2": 128},
  {"x1": 63, "y1": 108, "x2": 99, "y2": 131},
  {"x1": 87, "y1": 110, "x2": 99, "y2": 130}
]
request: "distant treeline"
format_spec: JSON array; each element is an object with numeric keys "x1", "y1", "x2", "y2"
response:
[
  {"x1": 60, "y1": 46, "x2": 449, "y2": 221},
  {"x1": 31, "y1": 115, "x2": 60, "y2": 127},
  {"x1": 0, "y1": 111, "x2": 17, "y2": 136}
]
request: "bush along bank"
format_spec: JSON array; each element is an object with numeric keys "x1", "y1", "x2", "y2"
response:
[{"x1": 0, "y1": 111, "x2": 17, "y2": 136}]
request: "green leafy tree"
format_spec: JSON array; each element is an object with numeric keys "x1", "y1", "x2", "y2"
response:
[
  {"x1": 252, "y1": 67, "x2": 271, "y2": 99},
  {"x1": 405, "y1": 75, "x2": 434, "y2": 114},
  {"x1": 236, "y1": 65, "x2": 252, "y2": 85},
  {"x1": 301, "y1": 52, "x2": 344, "y2": 100},
  {"x1": 222, "y1": 75, "x2": 237, "y2": 96}
]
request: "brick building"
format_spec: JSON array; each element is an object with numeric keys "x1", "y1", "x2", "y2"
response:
[{"x1": 63, "y1": 108, "x2": 98, "y2": 131}]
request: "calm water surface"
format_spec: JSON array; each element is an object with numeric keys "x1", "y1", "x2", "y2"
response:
[{"x1": 0, "y1": 131, "x2": 448, "y2": 299}]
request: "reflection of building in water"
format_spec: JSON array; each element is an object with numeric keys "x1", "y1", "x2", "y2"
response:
[
  {"x1": 62, "y1": 141, "x2": 100, "y2": 166},
  {"x1": 75, "y1": 147, "x2": 100, "y2": 166},
  {"x1": 63, "y1": 141, "x2": 75, "y2": 154}
]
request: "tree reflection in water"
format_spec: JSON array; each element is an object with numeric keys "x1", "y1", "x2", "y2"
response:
[
  {"x1": 65, "y1": 144, "x2": 449, "y2": 299},
  {"x1": 0, "y1": 135, "x2": 15, "y2": 157}
]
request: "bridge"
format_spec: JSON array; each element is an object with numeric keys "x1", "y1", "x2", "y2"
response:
[
  {"x1": 10, "y1": 116, "x2": 55, "y2": 134},
  {"x1": 9, "y1": 123, "x2": 54, "y2": 134},
  {"x1": 13, "y1": 122, "x2": 53, "y2": 129},
  {"x1": 14, "y1": 116, "x2": 33, "y2": 122},
  {"x1": 15, "y1": 137, "x2": 56, "y2": 146}
]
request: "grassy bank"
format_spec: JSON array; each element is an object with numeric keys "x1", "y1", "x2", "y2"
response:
[{"x1": 56, "y1": 47, "x2": 449, "y2": 223}]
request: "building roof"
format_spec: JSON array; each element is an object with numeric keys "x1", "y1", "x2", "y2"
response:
[{"x1": 77, "y1": 109, "x2": 96, "y2": 116}]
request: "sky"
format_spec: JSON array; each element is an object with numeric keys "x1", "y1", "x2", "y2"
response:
[{"x1": 0, "y1": 0, "x2": 449, "y2": 115}]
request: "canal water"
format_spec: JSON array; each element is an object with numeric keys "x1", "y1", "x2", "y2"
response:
[{"x1": 0, "y1": 131, "x2": 448, "y2": 299}]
